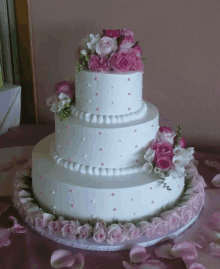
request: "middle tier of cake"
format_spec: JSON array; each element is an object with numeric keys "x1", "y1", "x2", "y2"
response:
[{"x1": 54, "y1": 101, "x2": 159, "y2": 176}]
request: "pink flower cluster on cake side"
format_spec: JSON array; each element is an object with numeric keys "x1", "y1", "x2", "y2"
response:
[{"x1": 81, "y1": 28, "x2": 144, "y2": 73}]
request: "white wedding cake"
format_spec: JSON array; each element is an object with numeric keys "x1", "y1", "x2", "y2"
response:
[{"x1": 13, "y1": 29, "x2": 206, "y2": 246}]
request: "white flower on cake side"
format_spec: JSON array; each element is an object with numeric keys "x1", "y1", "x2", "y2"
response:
[{"x1": 50, "y1": 93, "x2": 71, "y2": 113}]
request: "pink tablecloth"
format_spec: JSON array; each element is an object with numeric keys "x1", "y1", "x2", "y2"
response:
[{"x1": 0, "y1": 147, "x2": 220, "y2": 269}]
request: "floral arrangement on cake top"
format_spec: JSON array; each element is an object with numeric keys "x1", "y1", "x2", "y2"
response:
[
  {"x1": 77, "y1": 28, "x2": 145, "y2": 73},
  {"x1": 143, "y1": 123, "x2": 194, "y2": 188},
  {"x1": 46, "y1": 81, "x2": 75, "y2": 121}
]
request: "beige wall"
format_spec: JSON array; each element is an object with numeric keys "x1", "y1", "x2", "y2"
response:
[{"x1": 30, "y1": 0, "x2": 220, "y2": 147}]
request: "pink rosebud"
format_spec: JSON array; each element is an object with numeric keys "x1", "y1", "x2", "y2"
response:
[
  {"x1": 88, "y1": 55, "x2": 110, "y2": 72},
  {"x1": 154, "y1": 142, "x2": 174, "y2": 157},
  {"x1": 103, "y1": 29, "x2": 121, "y2": 38},
  {"x1": 118, "y1": 37, "x2": 135, "y2": 54},
  {"x1": 155, "y1": 155, "x2": 173, "y2": 172},
  {"x1": 0, "y1": 228, "x2": 11, "y2": 248},
  {"x1": 106, "y1": 223, "x2": 127, "y2": 245},
  {"x1": 77, "y1": 223, "x2": 93, "y2": 240},
  {"x1": 93, "y1": 221, "x2": 107, "y2": 243},
  {"x1": 160, "y1": 210, "x2": 181, "y2": 230},
  {"x1": 138, "y1": 220, "x2": 156, "y2": 239},
  {"x1": 55, "y1": 81, "x2": 74, "y2": 99},
  {"x1": 178, "y1": 137, "x2": 187, "y2": 148},
  {"x1": 177, "y1": 205, "x2": 192, "y2": 225},
  {"x1": 132, "y1": 44, "x2": 142, "y2": 57},
  {"x1": 48, "y1": 219, "x2": 63, "y2": 235},
  {"x1": 130, "y1": 56, "x2": 144, "y2": 72},
  {"x1": 153, "y1": 217, "x2": 169, "y2": 236},
  {"x1": 159, "y1": 126, "x2": 172, "y2": 133},
  {"x1": 121, "y1": 29, "x2": 135, "y2": 38},
  {"x1": 123, "y1": 223, "x2": 141, "y2": 241},
  {"x1": 61, "y1": 220, "x2": 80, "y2": 238},
  {"x1": 110, "y1": 52, "x2": 132, "y2": 73}
]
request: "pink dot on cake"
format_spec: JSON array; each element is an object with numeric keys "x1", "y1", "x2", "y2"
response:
[
  {"x1": 95, "y1": 77, "x2": 99, "y2": 80},
  {"x1": 151, "y1": 201, "x2": 154, "y2": 204},
  {"x1": 68, "y1": 142, "x2": 71, "y2": 146},
  {"x1": 113, "y1": 208, "x2": 117, "y2": 211},
  {"x1": 128, "y1": 108, "x2": 131, "y2": 110},
  {"x1": 135, "y1": 145, "x2": 138, "y2": 148},
  {"x1": 128, "y1": 78, "x2": 130, "y2": 81},
  {"x1": 100, "y1": 148, "x2": 103, "y2": 151},
  {"x1": 151, "y1": 124, "x2": 154, "y2": 127},
  {"x1": 69, "y1": 158, "x2": 72, "y2": 161},
  {"x1": 128, "y1": 92, "x2": 131, "y2": 95},
  {"x1": 135, "y1": 159, "x2": 139, "y2": 163},
  {"x1": 70, "y1": 190, "x2": 73, "y2": 193},
  {"x1": 96, "y1": 108, "x2": 101, "y2": 111},
  {"x1": 111, "y1": 193, "x2": 115, "y2": 196},
  {"x1": 71, "y1": 204, "x2": 75, "y2": 208},
  {"x1": 99, "y1": 132, "x2": 102, "y2": 135},
  {"x1": 134, "y1": 129, "x2": 137, "y2": 132},
  {"x1": 150, "y1": 187, "x2": 152, "y2": 190},
  {"x1": 178, "y1": 185, "x2": 180, "y2": 188},
  {"x1": 40, "y1": 176, "x2": 42, "y2": 180},
  {"x1": 80, "y1": 90, "x2": 83, "y2": 93},
  {"x1": 67, "y1": 126, "x2": 70, "y2": 129},
  {"x1": 101, "y1": 163, "x2": 104, "y2": 166},
  {"x1": 80, "y1": 74, "x2": 82, "y2": 77},
  {"x1": 95, "y1": 93, "x2": 99, "y2": 96},
  {"x1": 40, "y1": 192, "x2": 43, "y2": 195}
]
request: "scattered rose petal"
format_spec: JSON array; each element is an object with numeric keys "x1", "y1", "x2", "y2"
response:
[
  {"x1": 10, "y1": 222, "x2": 27, "y2": 233},
  {"x1": 50, "y1": 250, "x2": 84, "y2": 269},
  {"x1": 204, "y1": 160, "x2": 211, "y2": 166},
  {"x1": 130, "y1": 246, "x2": 150, "y2": 263},
  {"x1": 207, "y1": 211, "x2": 220, "y2": 231},
  {"x1": 200, "y1": 225, "x2": 220, "y2": 243},
  {"x1": 139, "y1": 260, "x2": 166, "y2": 269},
  {"x1": 122, "y1": 261, "x2": 139, "y2": 269},
  {"x1": 189, "y1": 263, "x2": 207, "y2": 269},
  {"x1": 170, "y1": 241, "x2": 198, "y2": 260},
  {"x1": 210, "y1": 161, "x2": 220, "y2": 170},
  {"x1": 212, "y1": 174, "x2": 220, "y2": 187},
  {"x1": 189, "y1": 234, "x2": 206, "y2": 249},
  {"x1": 155, "y1": 244, "x2": 175, "y2": 259},
  {"x1": 207, "y1": 242, "x2": 220, "y2": 257},
  {"x1": 0, "y1": 228, "x2": 11, "y2": 248}
]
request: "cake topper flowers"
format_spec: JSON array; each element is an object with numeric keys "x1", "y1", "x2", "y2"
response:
[
  {"x1": 77, "y1": 29, "x2": 145, "y2": 73},
  {"x1": 46, "y1": 81, "x2": 75, "y2": 121},
  {"x1": 143, "y1": 123, "x2": 194, "y2": 189}
]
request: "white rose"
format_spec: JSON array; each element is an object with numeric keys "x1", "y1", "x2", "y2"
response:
[
  {"x1": 144, "y1": 148, "x2": 155, "y2": 162},
  {"x1": 50, "y1": 103, "x2": 59, "y2": 113},
  {"x1": 172, "y1": 155, "x2": 189, "y2": 169},
  {"x1": 96, "y1": 36, "x2": 117, "y2": 56},
  {"x1": 173, "y1": 145, "x2": 185, "y2": 156},
  {"x1": 156, "y1": 131, "x2": 176, "y2": 145},
  {"x1": 85, "y1": 34, "x2": 101, "y2": 54},
  {"x1": 154, "y1": 167, "x2": 161, "y2": 174},
  {"x1": 143, "y1": 162, "x2": 153, "y2": 173},
  {"x1": 80, "y1": 49, "x2": 87, "y2": 56},
  {"x1": 58, "y1": 92, "x2": 71, "y2": 102}
]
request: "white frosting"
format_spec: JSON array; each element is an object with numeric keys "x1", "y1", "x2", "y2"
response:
[
  {"x1": 75, "y1": 70, "x2": 143, "y2": 116},
  {"x1": 55, "y1": 102, "x2": 159, "y2": 170},
  {"x1": 32, "y1": 134, "x2": 185, "y2": 223},
  {"x1": 71, "y1": 101, "x2": 148, "y2": 124}
]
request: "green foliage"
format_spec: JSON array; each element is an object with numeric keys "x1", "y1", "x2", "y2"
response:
[
  {"x1": 22, "y1": 167, "x2": 32, "y2": 182},
  {"x1": 142, "y1": 57, "x2": 146, "y2": 61},
  {"x1": 58, "y1": 102, "x2": 72, "y2": 121},
  {"x1": 176, "y1": 122, "x2": 182, "y2": 144},
  {"x1": 76, "y1": 54, "x2": 89, "y2": 73}
]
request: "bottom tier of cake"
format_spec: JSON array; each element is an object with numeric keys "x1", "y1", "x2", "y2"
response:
[{"x1": 31, "y1": 134, "x2": 185, "y2": 224}]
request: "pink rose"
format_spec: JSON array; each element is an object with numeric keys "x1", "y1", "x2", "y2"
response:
[
  {"x1": 160, "y1": 210, "x2": 181, "y2": 230},
  {"x1": 77, "y1": 223, "x2": 93, "y2": 240},
  {"x1": 152, "y1": 217, "x2": 169, "y2": 236},
  {"x1": 35, "y1": 213, "x2": 56, "y2": 229},
  {"x1": 96, "y1": 36, "x2": 117, "y2": 56},
  {"x1": 110, "y1": 53, "x2": 132, "y2": 72},
  {"x1": 93, "y1": 221, "x2": 107, "y2": 243},
  {"x1": 155, "y1": 142, "x2": 174, "y2": 157},
  {"x1": 159, "y1": 126, "x2": 172, "y2": 133},
  {"x1": 55, "y1": 81, "x2": 74, "y2": 99},
  {"x1": 106, "y1": 223, "x2": 127, "y2": 245},
  {"x1": 61, "y1": 220, "x2": 80, "y2": 238},
  {"x1": 156, "y1": 128, "x2": 177, "y2": 145},
  {"x1": 88, "y1": 55, "x2": 110, "y2": 72},
  {"x1": 138, "y1": 220, "x2": 156, "y2": 239},
  {"x1": 46, "y1": 95, "x2": 59, "y2": 107},
  {"x1": 121, "y1": 29, "x2": 134, "y2": 38},
  {"x1": 123, "y1": 223, "x2": 141, "y2": 240},
  {"x1": 178, "y1": 137, "x2": 187, "y2": 148},
  {"x1": 0, "y1": 228, "x2": 11, "y2": 247},
  {"x1": 48, "y1": 219, "x2": 63, "y2": 235},
  {"x1": 177, "y1": 206, "x2": 192, "y2": 225},
  {"x1": 130, "y1": 56, "x2": 144, "y2": 72},
  {"x1": 118, "y1": 36, "x2": 135, "y2": 54},
  {"x1": 132, "y1": 45, "x2": 142, "y2": 57},
  {"x1": 103, "y1": 29, "x2": 121, "y2": 38},
  {"x1": 155, "y1": 155, "x2": 173, "y2": 171},
  {"x1": 26, "y1": 210, "x2": 44, "y2": 225}
]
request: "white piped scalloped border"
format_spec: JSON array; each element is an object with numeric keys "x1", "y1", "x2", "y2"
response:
[
  {"x1": 51, "y1": 145, "x2": 143, "y2": 176},
  {"x1": 71, "y1": 101, "x2": 147, "y2": 124}
]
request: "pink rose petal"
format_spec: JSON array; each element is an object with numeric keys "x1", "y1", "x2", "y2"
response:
[
  {"x1": 154, "y1": 244, "x2": 176, "y2": 259},
  {"x1": 170, "y1": 241, "x2": 198, "y2": 260},
  {"x1": 200, "y1": 225, "x2": 220, "y2": 243},
  {"x1": 207, "y1": 211, "x2": 220, "y2": 231},
  {"x1": 50, "y1": 250, "x2": 84, "y2": 269},
  {"x1": 207, "y1": 242, "x2": 220, "y2": 257},
  {"x1": 139, "y1": 260, "x2": 166, "y2": 269},
  {"x1": 10, "y1": 222, "x2": 27, "y2": 234},
  {"x1": 212, "y1": 174, "x2": 220, "y2": 187},
  {"x1": 0, "y1": 228, "x2": 11, "y2": 248},
  {"x1": 210, "y1": 161, "x2": 220, "y2": 170},
  {"x1": 122, "y1": 261, "x2": 139, "y2": 269},
  {"x1": 189, "y1": 234, "x2": 207, "y2": 249},
  {"x1": 130, "y1": 246, "x2": 150, "y2": 263},
  {"x1": 189, "y1": 263, "x2": 207, "y2": 269}
]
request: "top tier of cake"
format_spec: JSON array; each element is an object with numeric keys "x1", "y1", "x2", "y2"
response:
[{"x1": 75, "y1": 70, "x2": 144, "y2": 117}]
